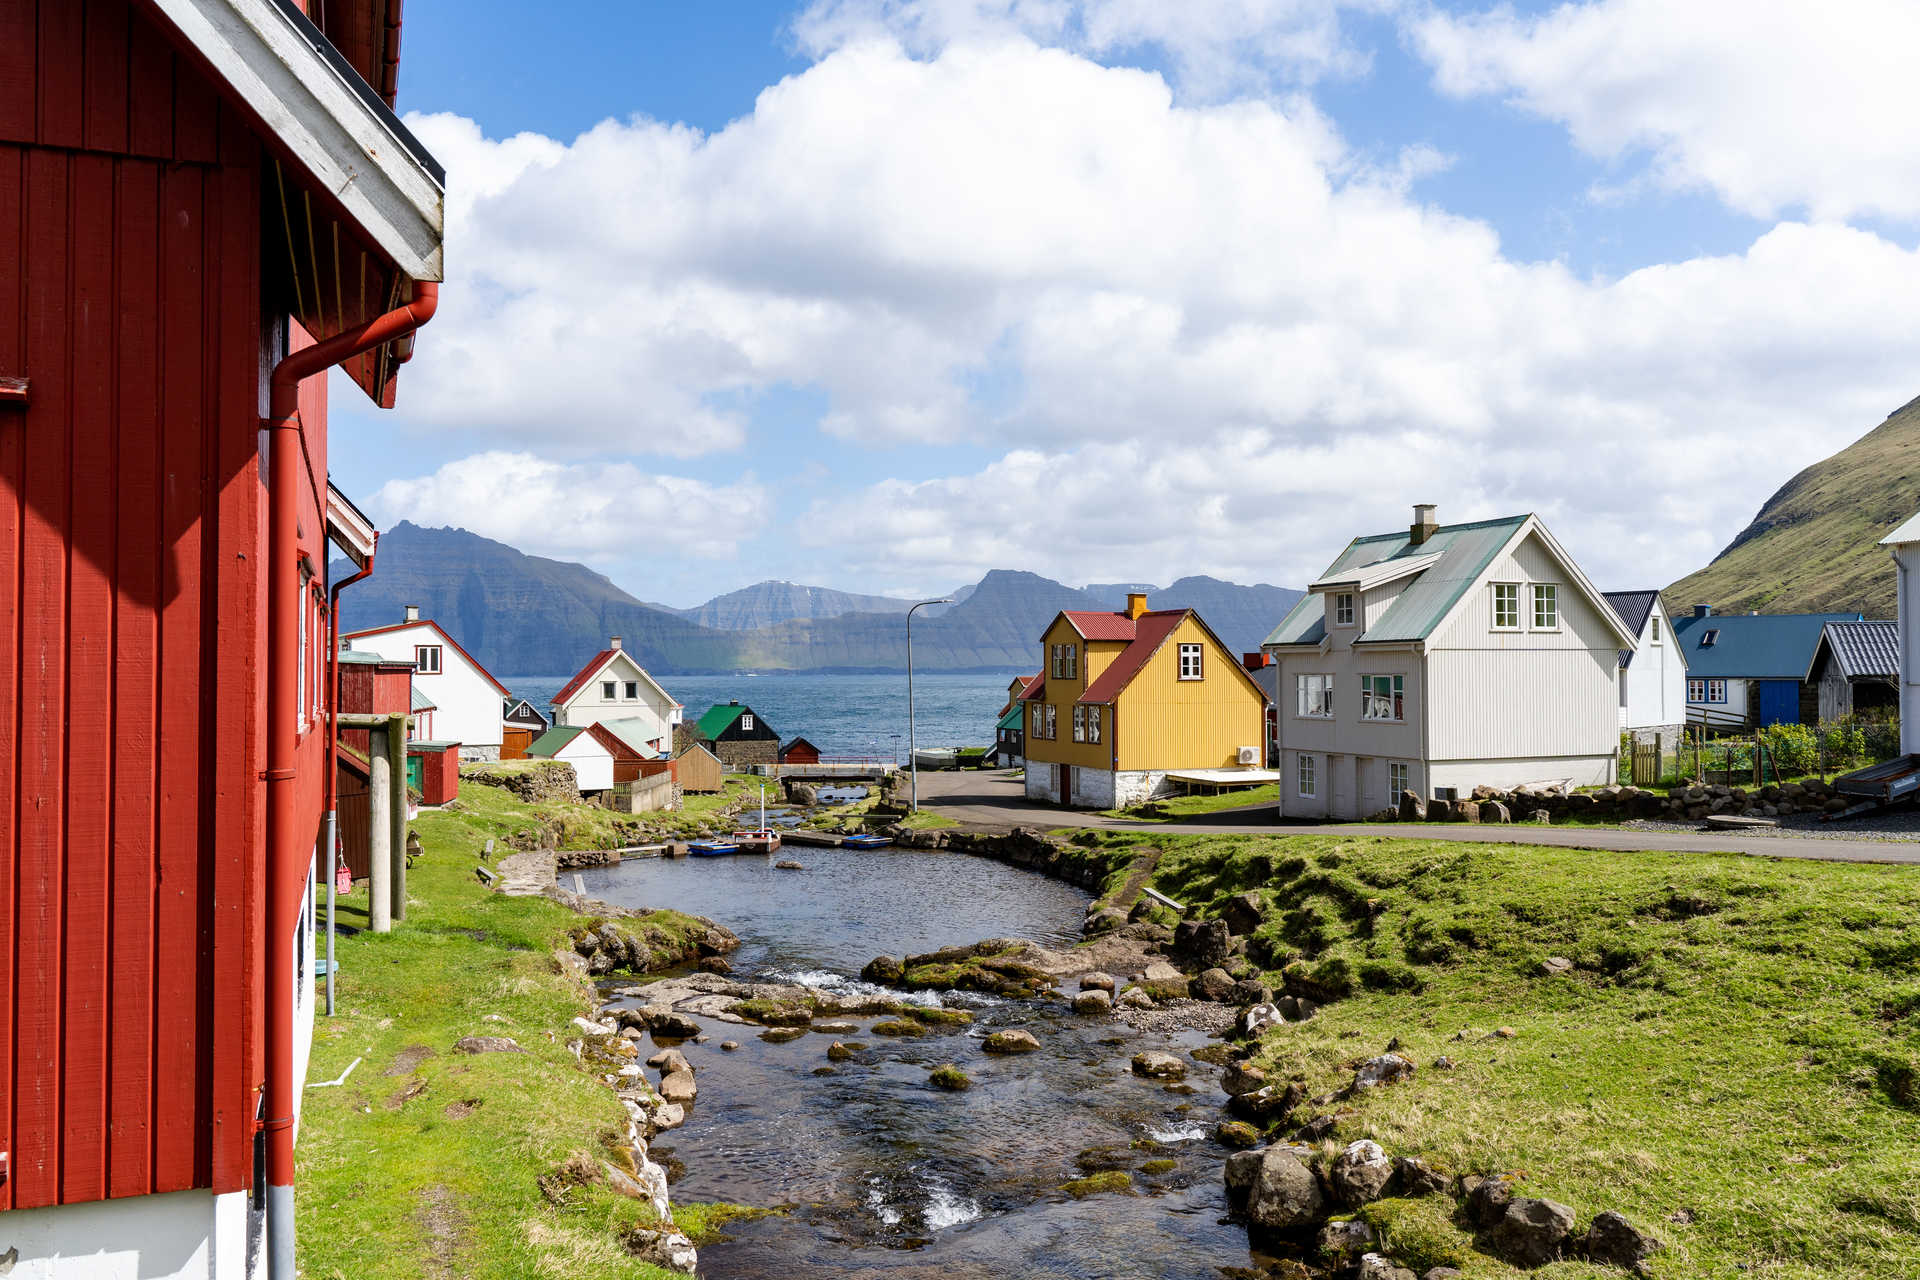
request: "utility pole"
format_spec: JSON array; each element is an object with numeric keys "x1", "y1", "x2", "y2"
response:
[{"x1": 906, "y1": 598, "x2": 953, "y2": 813}]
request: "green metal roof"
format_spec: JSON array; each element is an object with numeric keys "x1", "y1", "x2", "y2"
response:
[
  {"x1": 525, "y1": 725, "x2": 585, "y2": 757},
  {"x1": 1265, "y1": 516, "x2": 1529, "y2": 647},
  {"x1": 598, "y1": 717, "x2": 667, "y2": 757},
  {"x1": 410, "y1": 685, "x2": 437, "y2": 711},
  {"x1": 995, "y1": 704, "x2": 1024, "y2": 732},
  {"x1": 694, "y1": 703, "x2": 748, "y2": 739}
]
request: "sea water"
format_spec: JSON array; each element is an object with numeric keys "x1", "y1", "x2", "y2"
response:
[{"x1": 499, "y1": 670, "x2": 1021, "y2": 759}]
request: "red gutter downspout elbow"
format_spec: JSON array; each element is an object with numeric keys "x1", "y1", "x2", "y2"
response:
[{"x1": 263, "y1": 282, "x2": 437, "y2": 1280}]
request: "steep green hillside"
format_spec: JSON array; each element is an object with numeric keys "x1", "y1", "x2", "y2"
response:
[{"x1": 1666, "y1": 398, "x2": 1920, "y2": 617}]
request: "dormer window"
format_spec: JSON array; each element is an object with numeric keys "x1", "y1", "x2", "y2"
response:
[{"x1": 1334, "y1": 593, "x2": 1355, "y2": 626}]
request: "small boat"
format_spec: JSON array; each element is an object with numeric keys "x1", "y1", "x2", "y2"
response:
[
  {"x1": 688, "y1": 839, "x2": 740, "y2": 857},
  {"x1": 840, "y1": 833, "x2": 894, "y2": 850},
  {"x1": 731, "y1": 830, "x2": 782, "y2": 854}
]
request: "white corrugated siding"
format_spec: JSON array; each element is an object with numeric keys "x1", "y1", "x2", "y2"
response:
[{"x1": 1425, "y1": 646, "x2": 1619, "y2": 761}]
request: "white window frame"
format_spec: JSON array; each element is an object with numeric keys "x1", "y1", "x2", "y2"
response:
[
  {"x1": 1688, "y1": 678, "x2": 1705, "y2": 703},
  {"x1": 1388, "y1": 760, "x2": 1409, "y2": 796},
  {"x1": 1178, "y1": 643, "x2": 1204, "y2": 680},
  {"x1": 1531, "y1": 582, "x2": 1559, "y2": 631},
  {"x1": 601, "y1": 680, "x2": 617, "y2": 700},
  {"x1": 1706, "y1": 680, "x2": 1727, "y2": 705},
  {"x1": 1072, "y1": 705, "x2": 1087, "y2": 742},
  {"x1": 1044, "y1": 705, "x2": 1057, "y2": 739},
  {"x1": 1650, "y1": 613, "x2": 1662, "y2": 645},
  {"x1": 1295, "y1": 673, "x2": 1333, "y2": 719},
  {"x1": 1333, "y1": 592, "x2": 1355, "y2": 627},
  {"x1": 415, "y1": 644, "x2": 442, "y2": 675},
  {"x1": 1491, "y1": 582, "x2": 1520, "y2": 630},
  {"x1": 1298, "y1": 752, "x2": 1317, "y2": 798},
  {"x1": 1086, "y1": 706, "x2": 1102, "y2": 745},
  {"x1": 1360, "y1": 674, "x2": 1405, "y2": 722},
  {"x1": 741, "y1": 713, "x2": 755, "y2": 731},
  {"x1": 624, "y1": 680, "x2": 640, "y2": 700},
  {"x1": 1032, "y1": 705, "x2": 1046, "y2": 737},
  {"x1": 1050, "y1": 643, "x2": 1079, "y2": 680}
]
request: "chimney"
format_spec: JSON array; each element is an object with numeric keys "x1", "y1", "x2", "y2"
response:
[
  {"x1": 1242, "y1": 651, "x2": 1271, "y2": 671},
  {"x1": 1126, "y1": 592, "x2": 1149, "y2": 620},
  {"x1": 403, "y1": 603, "x2": 420, "y2": 622},
  {"x1": 1409, "y1": 504, "x2": 1439, "y2": 546},
  {"x1": 610, "y1": 635, "x2": 622, "y2": 650},
  {"x1": 1693, "y1": 604, "x2": 1712, "y2": 619}
]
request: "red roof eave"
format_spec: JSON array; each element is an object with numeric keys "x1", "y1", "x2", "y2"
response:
[{"x1": 341, "y1": 619, "x2": 509, "y2": 695}]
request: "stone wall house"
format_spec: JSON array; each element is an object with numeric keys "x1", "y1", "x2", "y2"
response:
[{"x1": 691, "y1": 701, "x2": 782, "y2": 768}]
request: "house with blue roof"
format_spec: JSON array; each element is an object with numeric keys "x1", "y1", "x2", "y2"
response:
[
  {"x1": 1670, "y1": 606, "x2": 1864, "y2": 729},
  {"x1": 1264, "y1": 505, "x2": 1636, "y2": 818}
]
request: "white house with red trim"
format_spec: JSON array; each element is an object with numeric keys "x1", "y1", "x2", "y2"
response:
[
  {"x1": 343, "y1": 606, "x2": 510, "y2": 759},
  {"x1": 549, "y1": 636, "x2": 682, "y2": 753}
]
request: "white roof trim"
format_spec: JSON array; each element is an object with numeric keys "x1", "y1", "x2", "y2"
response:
[
  {"x1": 325, "y1": 481, "x2": 378, "y2": 565},
  {"x1": 1309, "y1": 551, "x2": 1443, "y2": 594},
  {"x1": 1881, "y1": 509, "x2": 1920, "y2": 546},
  {"x1": 150, "y1": 0, "x2": 444, "y2": 281}
]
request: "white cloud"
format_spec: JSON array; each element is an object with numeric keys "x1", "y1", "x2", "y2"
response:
[
  {"x1": 390, "y1": 37, "x2": 1920, "y2": 597},
  {"x1": 370, "y1": 451, "x2": 766, "y2": 563},
  {"x1": 1411, "y1": 0, "x2": 1920, "y2": 222},
  {"x1": 791, "y1": 0, "x2": 1387, "y2": 96}
]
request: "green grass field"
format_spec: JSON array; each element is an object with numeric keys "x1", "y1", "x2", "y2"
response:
[
  {"x1": 1099, "y1": 831, "x2": 1920, "y2": 1278},
  {"x1": 1100, "y1": 782, "x2": 1278, "y2": 821},
  {"x1": 297, "y1": 793, "x2": 743, "y2": 1279}
]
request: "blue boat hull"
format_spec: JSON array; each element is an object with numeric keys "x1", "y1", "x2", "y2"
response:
[
  {"x1": 688, "y1": 841, "x2": 740, "y2": 857},
  {"x1": 841, "y1": 834, "x2": 893, "y2": 850}
]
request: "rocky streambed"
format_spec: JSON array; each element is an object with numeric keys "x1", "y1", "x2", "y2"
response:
[{"x1": 575, "y1": 844, "x2": 1282, "y2": 1279}]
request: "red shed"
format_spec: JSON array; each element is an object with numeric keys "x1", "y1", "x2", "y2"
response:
[
  {"x1": 338, "y1": 650, "x2": 416, "y2": 754},
  {"x1": 407, "y1": 740, "x2": 463, "y2": 807},
  {"x1": 781, "y1": 736, "x2": 824, "y2": 765},
  {"x1": 0, "y1": 0, "x2": 445, "y2": 1272}
]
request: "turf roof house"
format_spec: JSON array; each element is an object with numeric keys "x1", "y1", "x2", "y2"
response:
[
  {"x1": 548, "y1": 634, "x2": 682, "y2": 753},
  {"x1": 693, "y1": 700, "x2": 781, "y2": 767},
  {"x1": 1669, "y1": 607, "x2": 1864, "y2": 730},
  {"x1": 343, "y1": 605, "x2": 510, "y2": 760},
  {"x1": 1265, "y1": 506, "x2": 1636, "y2": 818},
  {"x1": 1603, "y1": 590, "x2": 1688, "y2": 745},
  {"x1": 1021, "y1": 594, "x2": 1269, "y2": 807}
]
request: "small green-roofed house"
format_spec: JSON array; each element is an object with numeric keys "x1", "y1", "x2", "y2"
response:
[
  {"x1": 1264, "y1": 504, "x2": 1635, "y2": 819},
  {"x1": 992, "y1": 703, "x2": 1025, "y2": 765},
  {"x1": 688, "y1": 700, "x2": 781, "y2": 768}
]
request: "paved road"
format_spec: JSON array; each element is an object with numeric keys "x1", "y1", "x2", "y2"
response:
[{"x1": 912, "y1": 769, "x2": 1920, "y2": 866}]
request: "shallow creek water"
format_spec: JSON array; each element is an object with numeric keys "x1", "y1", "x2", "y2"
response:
[{"x1": 581, "y1": 849, "x2": 1266, "y2": 1279}]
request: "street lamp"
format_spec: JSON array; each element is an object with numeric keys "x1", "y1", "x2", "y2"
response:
[{"x1": 906, "y1": 597, "x2": 952, "y2": 812}]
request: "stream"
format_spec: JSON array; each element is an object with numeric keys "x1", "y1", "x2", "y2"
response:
[{"x1": 581, "y1": 848, "x2": 1269, "y2": 1279}]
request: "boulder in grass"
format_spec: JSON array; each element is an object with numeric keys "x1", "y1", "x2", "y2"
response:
[
  {"x1": 625, "y1": 1227, "x2": 699, "y2": 1274},
  {"x1": 1190, "y1": 968, "x2": 1237, "y2": 1002},
  {"x1": 1317, "y1": 1218, "x2": 1375, "y2": 1264},
  {"x1": 1393, "y1": 1155, "x2": 1452, "y2": 1198},
  {"x1": 1488, "y1": 1197, "x2": 1577, "y2": 1268},
  {"x1": 1579, "y1": 1211, "x2": 1663, "y2": 1275},
  {"x1": 1326, "y1": 1139, "x2": 1394, "y2": 1208},
  {"x1": 453, "y1": 1035, "x2": 522, "y2": 1055},
  {"x1": 1355, "y1": 1255, "x2": 1416, "y2": 1280},
  {"x1": 1350, "y1": 1053, "x2": 1415, "y2": 1092},
  {"x1": 1224, "y1": 1145, "x2": 1325, "y2": 1232}
]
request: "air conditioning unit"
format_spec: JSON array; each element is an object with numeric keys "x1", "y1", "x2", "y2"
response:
[{"x1": 1237, "y1": 746, "x2": 1258, "y2": 765}]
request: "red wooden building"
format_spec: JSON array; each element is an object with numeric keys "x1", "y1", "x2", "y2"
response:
[{"x1": 0, "y1": 0, "x2": 444, "y2": 1274}]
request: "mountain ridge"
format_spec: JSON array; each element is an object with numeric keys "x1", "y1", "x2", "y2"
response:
[{"x1": 334, "y1": 523, "x2": 1303, "y2": 678}]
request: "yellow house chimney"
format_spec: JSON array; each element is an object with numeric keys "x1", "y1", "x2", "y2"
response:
[{"x1": 1126, "y1": 592, "x2": 1149, "y2": 620}]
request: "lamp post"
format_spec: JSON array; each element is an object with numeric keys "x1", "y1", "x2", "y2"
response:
[{"x1": 906, "y1": 597, "x2": 952, "y2": 812}]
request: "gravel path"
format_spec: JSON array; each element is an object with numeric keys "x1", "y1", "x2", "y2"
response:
[{"x1": 1621, "y1": 809, "x2": 1920, "y2": 842}]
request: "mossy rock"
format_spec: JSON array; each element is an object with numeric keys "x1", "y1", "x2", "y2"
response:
[
  {"x1": 870, "y1": 1019, "x2": 924, "y2": 1037},
  {"x1": 930, "y1": 1064, "x2": 971, "y2": 1090},
  {"x1": 1138, "y1": 1159, "x2": 1178, "y2": 1175},
  {"x1": 902, "y1": 1005, "x2": 972, "y2": 1027},
  {"x1": 1357, "y1": 1197, "x2": 1471, "y2": 1272},
  {"x1": 1215, "y1": 1120, "x2": 1262, "y2": 1148},
  {"x1": 1061, "y1": 1170, "x2": 1132, "y2": 1198},
  {"x1": 728, "y1": 997, "x2": 814, "y2": 1026}
]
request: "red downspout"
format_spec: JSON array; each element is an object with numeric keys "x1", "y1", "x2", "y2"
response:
[{"x1": 263, "y1": 282, "x2": 437, "y2": 1275}]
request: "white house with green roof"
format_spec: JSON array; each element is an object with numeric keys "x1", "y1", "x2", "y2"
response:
[{"x1": 1263, "y1": 505, "x2": 1636, "y2": 818}]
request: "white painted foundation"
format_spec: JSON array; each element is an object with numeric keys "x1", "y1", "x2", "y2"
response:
[{"x1": 2, "y1": 1188, "x2": 261, "y2": 1280}]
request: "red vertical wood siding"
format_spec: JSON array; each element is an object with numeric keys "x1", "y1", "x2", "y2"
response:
[{"x1": 0, "y1": 0, "x2": 304, "y2": 1212}]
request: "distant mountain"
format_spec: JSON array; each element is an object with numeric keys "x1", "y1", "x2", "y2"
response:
[
  {"x1": 669, "y1": 580, "x2": 915, "y2": 630},
  {"x1": 334, "y1": 523, "x2": 1303, "y2": 677},
  {"x1": 1666, "y1": 398, "x2": 1920, "y2": 618}
]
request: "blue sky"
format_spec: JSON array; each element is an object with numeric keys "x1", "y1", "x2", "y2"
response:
[{"x1": 331, "y1": 0, "x2": 1920, "y2": 607}]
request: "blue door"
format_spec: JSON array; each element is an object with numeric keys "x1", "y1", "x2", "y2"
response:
[{"x1": 1756, "y1": 680, "x2": 1799, "y2": 727}]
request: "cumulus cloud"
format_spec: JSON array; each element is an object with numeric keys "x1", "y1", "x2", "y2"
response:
[
  {"x1": 391, "y1": 36, "x2": 1920, "y2": 595},
  {"x1": 1412, "y1": 0, "x2": 1920, "y2": 222},
  {"x1": 370, "y1": 452, "x2": 766, "y2": 563},
  {"x1": 791, "y1": 0, "x2": 1387, "y2": 95}
]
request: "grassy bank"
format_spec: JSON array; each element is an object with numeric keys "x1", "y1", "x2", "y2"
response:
[
  {"x1": 1100, "y1": 783, "x2": 1278, "y2": 821},
  {"x1": 1088, "y1": 830, "x2": 1920, "y2": 1278},
  {"x1": 298, "y1": 795, "x2": 739, "y2": 1279}
]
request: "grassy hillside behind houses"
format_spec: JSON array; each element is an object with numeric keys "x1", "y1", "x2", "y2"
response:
[{"x1": 1665, "y1": 397, "x2": 1920, "y2": 618}]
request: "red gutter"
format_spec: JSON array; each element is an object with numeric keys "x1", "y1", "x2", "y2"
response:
[{"x1": 263, "y1": 281, "x2": 437, "y2": 1277}]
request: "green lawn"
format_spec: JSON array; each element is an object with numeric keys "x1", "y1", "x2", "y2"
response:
[
  {"x1": 298, "y1": 793, "x2": 743, "y2": 1279},
  {"x1": 1101, "y1": 783, "x2": 1278, "y2": 821},
  {"x1": 1089, "y1": 831, "x2": 1920, "y2": 1279}
]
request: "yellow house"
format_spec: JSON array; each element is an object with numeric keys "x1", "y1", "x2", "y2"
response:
[{"x1": 1022, "y1": 593, "x2": 1270, "y2": 806}]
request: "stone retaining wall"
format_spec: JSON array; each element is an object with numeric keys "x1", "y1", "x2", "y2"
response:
[{"x1": 1384, "y1": 777, "x2": 1850, "y2": 826}]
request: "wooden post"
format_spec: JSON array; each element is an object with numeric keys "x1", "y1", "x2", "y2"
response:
[
  {"x1": 368, "y1": 724, "x2": 393, "y2": 934},
  {"x1": 1693, "y1": 726, "x2": 1702, "y2": 782},
  {"x1": 388, "y1": 712, "x2": 409, "y2": 923}
]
